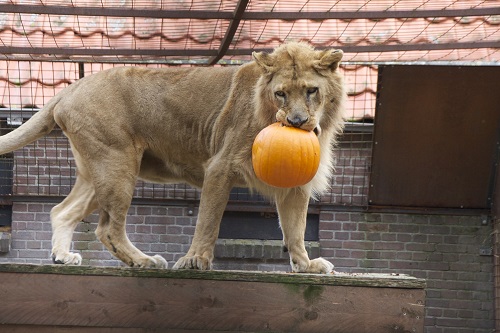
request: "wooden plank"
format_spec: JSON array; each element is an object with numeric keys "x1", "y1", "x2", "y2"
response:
[
  {"x1": 0, "y1": 326, "x2": 231, "y2": 333},
  {"x1": 0, "y1": 264, "x2": 425, "y2": 332},
  {"x1": 371, "y1": 65, "x2": 500, "y2": 209},
  {"x1": 0, "y1": 263, "x2": 426, "y2": 289}
]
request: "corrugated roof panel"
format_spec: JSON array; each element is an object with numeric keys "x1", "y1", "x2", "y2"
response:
[
  {"x1": 0, "y1": 1, "x2": 497, "y2": 63},
  {"x1": 0, "y1": 59, "x2": 378, "y2": 121},
  {"x1": 0, "y1": 13, "x2": 228, "y2": 50},
  {"x1": 0, "y1": 0, "x2": 496, "y2": 119},
  {"x1": 0, "y1": 61, "x2": 78, "y2": 108},
  {"x1": 232, "y1": 17, "x2": 499, "y2": 48}
]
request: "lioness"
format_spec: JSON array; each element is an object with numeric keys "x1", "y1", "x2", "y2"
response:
[{"x1": 0, "y1": 42, "x2": 345, "y2": 273}]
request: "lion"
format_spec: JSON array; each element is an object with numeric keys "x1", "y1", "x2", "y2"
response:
[{"x1": 0, "y1": 42, "x2": 345, "y2": 273}]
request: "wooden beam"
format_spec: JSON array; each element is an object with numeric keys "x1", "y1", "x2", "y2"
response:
[
  {"x1": 0, "y1": 263, "x2": 426, "y2": 288},
  {"x1": 0, "y1": 264, "x2": 426, "y2": 332},
  {"x1": 492, "y1": 128, "x2": 500, "y2": 331}
]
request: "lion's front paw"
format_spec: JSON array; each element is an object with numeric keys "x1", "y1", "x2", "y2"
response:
[
  {"x1": 291, "y1": 257, "x2": 334, "y2": 274},
  {"x1": 133, "y1": 255, "x2": 168, "y2": 269},
  {"x1": 152, "y1": 254, "x2": 168, "y2": 268},
  {"x1": 307, "y1": 258, "x2": 334, "y2": 274},
  {"x1": 173, "y1": 255, "x2": 212, "y2": 270},
  {"x1": 52, "y1": 252, "x2": 82, "y2": 265},
  {"x1": 144, "y1": 255, "x2": 168, "y2": 268}
]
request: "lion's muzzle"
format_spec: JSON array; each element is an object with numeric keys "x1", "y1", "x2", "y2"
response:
[{"x1": 287, "y1": 115, "x2": 309, "y2": 128}]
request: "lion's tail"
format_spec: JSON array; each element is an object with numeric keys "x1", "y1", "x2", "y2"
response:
[{"x1": 0, "y1": 97, "x2": 58, "y2": 155}]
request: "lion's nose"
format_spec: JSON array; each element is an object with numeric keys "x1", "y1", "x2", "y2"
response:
[{"x1": 287, "y1": 116, "x2": 308, "y2": 128}]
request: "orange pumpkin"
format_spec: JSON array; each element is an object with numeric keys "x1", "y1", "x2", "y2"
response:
[{"x1": 252, "y1": 122, "x2": 320, "y2": 188}]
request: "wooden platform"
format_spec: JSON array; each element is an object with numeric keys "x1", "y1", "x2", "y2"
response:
[{"x1": 0, "y1": 264, "x2": 426, "y2": 333}]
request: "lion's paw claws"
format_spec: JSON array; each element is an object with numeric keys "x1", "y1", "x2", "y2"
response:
[
  {"x1": 51, "y1": 252, "x2": 82, "y2": 265},
  {"x1": 308, "y1": 257, "x2": 334, "y2": 274},
  {"x1": 173, "y1": 255, "x2": 212, "y2": 270},
  {"x1": 151, "y1": 254, "x2": 168, "y2": 269}
]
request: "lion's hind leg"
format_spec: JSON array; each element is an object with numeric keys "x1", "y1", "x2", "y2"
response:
[
  {"x1": 90, "y1": 148, "x2": 167, "y2": 269},
  {"x1": 51, "y1": 173, "x2": 98, "y2": 265},
  {"x1": 95, "y1": 207, "x2": 167, "y2": 268}
]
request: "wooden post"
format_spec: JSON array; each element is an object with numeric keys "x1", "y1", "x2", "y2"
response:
[
  {"x1": 496, "y1": 219, "x2": 500, "y2": 332},
  {"x1": 0, "y1": 264, "x2": 425, "y2": 333},
  {"x1": 492, "y1": 143, "x2": 500, "y2": 332}
]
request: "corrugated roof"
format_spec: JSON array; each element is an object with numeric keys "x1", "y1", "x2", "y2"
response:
[
  {"x1": 0, "y1": 0, "x2": 497, "y2": 63},
  {"x1": 0, "y1": 0, "x2": 497, "y2": 120},
  {"x1": 0, "y1": 62, "x2": 376, "y2": 120}
]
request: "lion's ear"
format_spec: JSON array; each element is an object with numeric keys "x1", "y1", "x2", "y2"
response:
[
  {"x1": 252, "y1": 51, "x2": 274, "y2": 72},
  {"x1": 314, "y1": 49, "x2": 343, "y2": 73}
]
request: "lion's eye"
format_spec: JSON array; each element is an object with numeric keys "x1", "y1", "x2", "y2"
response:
[
  {"x1": 275, "y1": 91, "x2": 286, "y2": 98},
  {"x1": 307, "y1": 87, "x2": 318, "y2": 95}
]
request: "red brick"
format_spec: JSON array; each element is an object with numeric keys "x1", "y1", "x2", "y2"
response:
[
  {"x1": 334, "y1": 231, "x2": 350, "y2": 240},
  {"x1": 319, "y1": 221, "x2": 342, "y2": 230},
  {"x1": 343, "y1": 241, "x2": 373, "y2": 250}
]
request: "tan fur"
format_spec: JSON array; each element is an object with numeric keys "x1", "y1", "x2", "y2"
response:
[{"x1": 0, "y1": 42, "x2": 345, "y2": 273}]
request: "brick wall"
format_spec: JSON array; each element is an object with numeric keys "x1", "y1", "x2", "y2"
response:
[
  {"x1": 0, "y1": 129, "x2": 495, "y2": 332},
  {"x1": 0, "y1": 202, "x2": 494, "y2": 332},
  {"x1": 320, "y1": 211, "x2": 494, "y2": 332},
  {"x1": 4, "y1": 131, "x2": 372, "y2": 205}
]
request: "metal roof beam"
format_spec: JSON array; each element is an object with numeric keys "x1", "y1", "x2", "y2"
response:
[
  {"x1": 0, "y1": 46, "x2": 218, "y2": 57},
  {"x1": 0, "y1": 40, "x2": 497, "y2": 59},
  {"x1": 228, "y1": 41, "x2": 500, "y2": 55},
  {"x1": 242, "y1": 7, "x2": 500, "y2": 20},
  {"x1": 207, "y1": 0, "x2": 250, "y2": 65},
  {"x1": 0, "y1": 4, "x2": 497, "y2": 20},
  {"x1": 0, "y1": 4, "x2": 234, "y2": 19}
]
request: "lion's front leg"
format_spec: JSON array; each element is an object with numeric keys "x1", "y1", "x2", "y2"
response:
[
  {"x1": 173, "y1": 163, "x2": 233, "y2": 270},
  {"x1": 277, "y1": 189, "x2": 334, "y2": 274}
]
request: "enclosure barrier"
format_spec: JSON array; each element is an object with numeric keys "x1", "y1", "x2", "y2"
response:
[{"x1": 0, "y1": 263, "x2": 425, "y2": 333}]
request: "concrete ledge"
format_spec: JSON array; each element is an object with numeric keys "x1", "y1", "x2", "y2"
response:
[
  {"x1": 0, "y1": 232, "x2": 10, "y2": 253},
  {"x1": 214, "y1": 239, "x2": 320, "y2": 260}
]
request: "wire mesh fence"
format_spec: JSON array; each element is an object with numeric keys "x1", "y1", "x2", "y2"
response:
[
  {"x1": 0, "y1": 60, "x2": 375, "y2": 207},
  {"x1": 0, "y1": 0, "x2": 496, "y2": 207}
]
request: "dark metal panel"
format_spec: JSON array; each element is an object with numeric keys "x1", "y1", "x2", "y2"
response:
[
  {"x1": 219, "y1": 211, "x2": 319, "y2": 241},
  {"x1": 370, "y1": 65, "x2": 500, "y2": 209}
]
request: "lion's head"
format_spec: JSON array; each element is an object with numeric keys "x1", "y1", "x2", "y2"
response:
[{"x1": 252, "y1": 42, "x2": 345, "y2": 137}]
